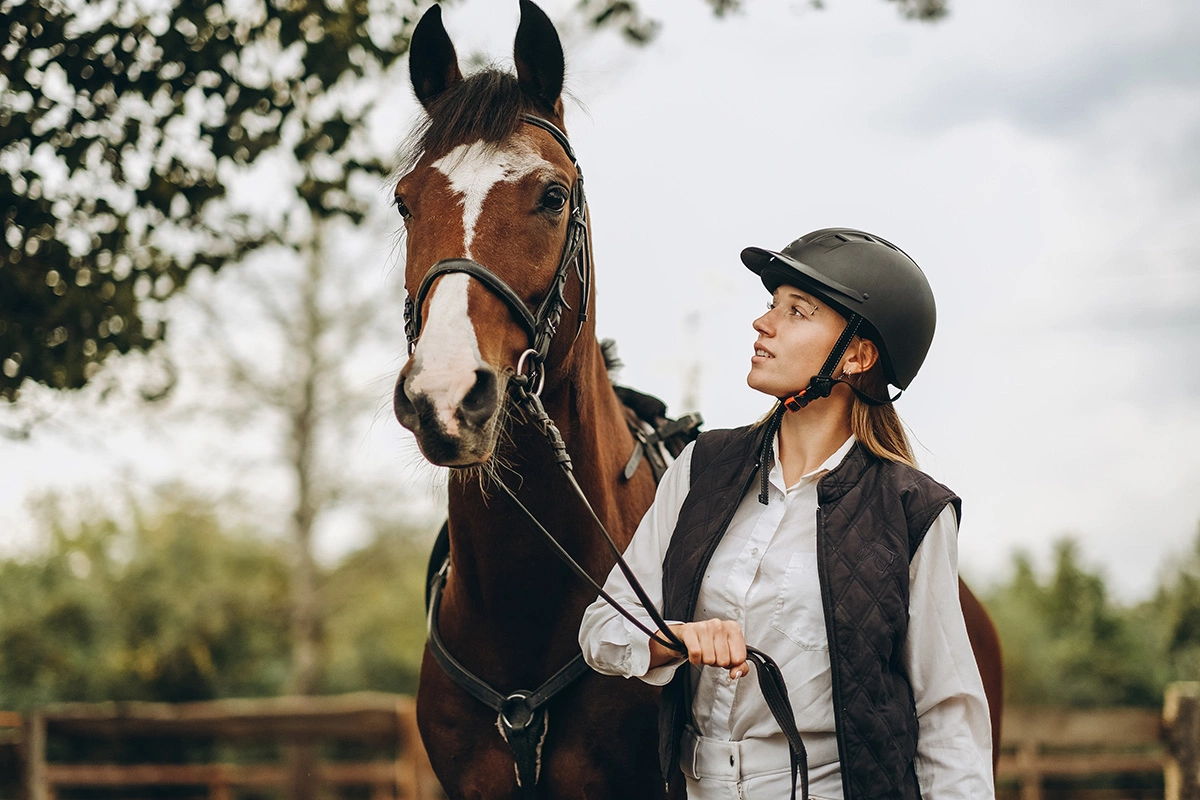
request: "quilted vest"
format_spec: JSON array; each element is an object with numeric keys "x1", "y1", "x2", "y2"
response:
[{"x1": 658, "y1": 424, "x2": 960, "y2": 800}]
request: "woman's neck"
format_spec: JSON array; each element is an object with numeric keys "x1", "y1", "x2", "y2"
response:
[{"x1": 775, "y1": 393, "x2": 854, "y2": 486}]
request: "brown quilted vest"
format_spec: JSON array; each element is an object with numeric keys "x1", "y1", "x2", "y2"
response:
[{"x1": 658, "y1": 424, "x2": 960, "y2": 800}]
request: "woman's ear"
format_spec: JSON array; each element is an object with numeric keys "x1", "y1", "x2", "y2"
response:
[{"x1": 843, "y1": 338, "x2": 880, "y2": 377}]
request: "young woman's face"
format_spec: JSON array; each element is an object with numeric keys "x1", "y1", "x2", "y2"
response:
[{"x1": 747, "y1": 284, "x2": 849, "y2": 398}]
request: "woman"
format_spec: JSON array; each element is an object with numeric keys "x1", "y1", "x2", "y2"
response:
[{"x1": 578, "y1": 228, "x2": 993, "y2": 799}]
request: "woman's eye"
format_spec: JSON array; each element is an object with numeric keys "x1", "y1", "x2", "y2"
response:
[
  {"x1": 541, "y1": 185, "x2": 568, "y2": 212},
  {"x1": 394, "y1": 196, "x2": 412, "y2": 220}
]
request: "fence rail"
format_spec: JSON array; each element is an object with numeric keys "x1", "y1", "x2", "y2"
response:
[
  {"x1": 11, "y1": 692, "x2": 440, "y2": 800},
  {"x1": 997, "y1": 706, "x2": 1167, "y2": 800},
  {"x1": 5, "y1": 684, "x2": 1200, "y2": 800}
]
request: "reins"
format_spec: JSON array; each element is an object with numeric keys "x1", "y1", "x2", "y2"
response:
[
  {"x1": 500, "y1": 384, "x2": 810, "y2": 800},
  {"x1": 406, "y1": 113, "x2": 809, "y2": 800}
]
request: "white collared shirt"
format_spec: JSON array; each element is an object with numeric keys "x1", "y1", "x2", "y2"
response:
[{"x1": 578, "y1": 435, "x2": 994, "y2": 799}]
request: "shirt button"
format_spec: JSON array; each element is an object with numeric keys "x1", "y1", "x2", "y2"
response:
[
  {"x1": 730, "y1": 755, "x2": 735, "y2": 766},
  {"x1": 751, "y1": 547, "x2": 758, "y2": 556}
]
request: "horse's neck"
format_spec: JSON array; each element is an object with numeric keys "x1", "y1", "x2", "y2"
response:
[{"x1": 442, "y1": 339, "x2": 654, "y2": 668}]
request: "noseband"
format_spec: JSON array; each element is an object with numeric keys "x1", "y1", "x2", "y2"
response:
[{"x1": 402, "y1": 114, "x2": 593, "y2": 394}]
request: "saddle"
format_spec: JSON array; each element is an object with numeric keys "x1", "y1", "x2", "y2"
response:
[{"x1": 614, "y1": 384, "x2": 704, "y2": 482}]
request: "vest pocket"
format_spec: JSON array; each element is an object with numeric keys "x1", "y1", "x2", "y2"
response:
[{"x1": 769, "y1": 552, "x2": 828, "y2": 650}]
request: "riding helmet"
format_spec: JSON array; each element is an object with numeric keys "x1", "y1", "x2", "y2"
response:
[{"x1": 740, "y1": 228, "x2": 936, "y2": 390}]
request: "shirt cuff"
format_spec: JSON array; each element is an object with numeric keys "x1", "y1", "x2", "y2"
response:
[{"x1": 624, "y1": 616, "x2": 685, "y2": 686}]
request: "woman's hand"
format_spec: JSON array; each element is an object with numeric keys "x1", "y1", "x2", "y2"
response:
[{"x1": 649, "y1": 619, "x2": 750, "y2": 680}]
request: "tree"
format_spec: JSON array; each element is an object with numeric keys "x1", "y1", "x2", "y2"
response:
[
  {"x1": 1148, "y1": 526, "x2": 1200, "y2": 683},
  {"x1": 322, "y1": 516, "x2": 436, "y2": 695},
  {"x1": 984, "y1": 538, "x2": 1162, "y2": 708},
  {"x1": 0, "y1": 489, "x2": 293, "y2": 710},
  {"x1": 0, "y1": 0, "x2": 418, "y2": 402},
  {"x1": 0, "y1": 488, "x2": 435, "y2": 708},
  {"x1": 179, "y1": 214, "x2": 418, "y2": 695}
]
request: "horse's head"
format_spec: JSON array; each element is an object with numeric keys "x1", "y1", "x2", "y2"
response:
[{"x1": 393, "y1": 1, "x2": 591, "y2": 467}]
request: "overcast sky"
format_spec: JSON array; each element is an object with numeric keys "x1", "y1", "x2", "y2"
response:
[{"x1": 2, "y1": 0, "x2": 1199, "y2": 601}]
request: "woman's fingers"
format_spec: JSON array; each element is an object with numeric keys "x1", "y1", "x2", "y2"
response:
[{"x1": 672, "y1": 619, "x2": 749, "y2": 678}]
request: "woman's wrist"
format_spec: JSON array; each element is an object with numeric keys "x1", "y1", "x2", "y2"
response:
[{"x1": 648, "y1": 626, "x2": 685, "y2": 669}]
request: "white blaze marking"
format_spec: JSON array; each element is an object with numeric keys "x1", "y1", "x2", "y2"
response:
[
  {"x1": 409, "y1": 273, "x2": 480, "y2": 437},
  {"x1": 432, "y1": 139, "x2": 551, "y2": 256}
]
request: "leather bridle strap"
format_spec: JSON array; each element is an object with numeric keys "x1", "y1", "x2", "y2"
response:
[
  {"x1": 408, "y1": 258, "x2": 538, "y2": 346},
  {"x1": 426, "y1": 557, "x2": 590, "y2": 795},
  {"x1": 403, "y1": 114, "x2": 593, "y2": 393},
  {"x1": 499, "y1": 393, "x2": 812, "y2": 800}
]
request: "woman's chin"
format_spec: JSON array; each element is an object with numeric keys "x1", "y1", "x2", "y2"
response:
[{"x1": 746, "y1": 373, "x2": 792, "y2": 399}]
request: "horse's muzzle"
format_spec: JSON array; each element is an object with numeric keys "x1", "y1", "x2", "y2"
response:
[{"x1": 394, "y1": 363, "x2": 503, "y2": 466}]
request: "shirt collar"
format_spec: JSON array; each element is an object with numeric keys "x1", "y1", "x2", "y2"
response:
[{"x1": 768, "y1": 433, "x2": 857, "y2": 494}]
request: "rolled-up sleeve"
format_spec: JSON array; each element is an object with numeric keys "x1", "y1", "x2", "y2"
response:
[
  {"x1": 578, "y1": 442, "x2": 693, "y2": 686},
  {"x1": 905, "y1": 505, "x2": 995, "y2": 799}
]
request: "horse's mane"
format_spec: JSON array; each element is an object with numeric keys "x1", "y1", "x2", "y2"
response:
[{"x1": 397, "y1": 68, "x2": 536, "y2": 174}]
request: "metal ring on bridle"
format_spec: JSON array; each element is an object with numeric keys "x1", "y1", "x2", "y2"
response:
[
  {"x1": 500, "y1": 691, "x2": 536, "y2": 730},
  {"x1": 515, "y1": 348, "x2": 546, "y2": 397}
]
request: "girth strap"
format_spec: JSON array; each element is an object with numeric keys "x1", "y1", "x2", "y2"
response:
[{"x1": 426, "y1": 557, "x2": 591, "y2": 795}]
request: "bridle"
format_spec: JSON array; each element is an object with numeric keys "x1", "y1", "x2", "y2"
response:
[
  {"x1": 405, "y1": 115, "x2": 811, "y2": 800},
  {"x1": 403, "y1": 113, "x2": 593, "y2": 402}
]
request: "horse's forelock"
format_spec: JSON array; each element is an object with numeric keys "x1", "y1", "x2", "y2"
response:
[{"x1": 397, "y1": 68, "x2": 535, "y2": 176}]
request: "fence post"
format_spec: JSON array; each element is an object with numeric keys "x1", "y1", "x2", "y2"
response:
[
  {"x1": 24, "y1": 713, "x2": 46, "y2": 800},
  {"x1": 1166, "y1": 682, "x2": 1200, "y2": 800}
]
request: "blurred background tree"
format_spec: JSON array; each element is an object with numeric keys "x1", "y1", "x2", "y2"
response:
[
  {"x1": 0, "y1": 0, "x2": 421, "y2": 402},
  {"x1": 0, "y1": 488, "x2": 434, "y2": 711},
  {"x1": 6, "y1": 507, "x2": 1198, "y2": 710},
  {"x1": 981, "y1": 535, "x2": 1190, "y2": 709}
]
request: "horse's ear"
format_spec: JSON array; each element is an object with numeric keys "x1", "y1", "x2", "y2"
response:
[
  {"x1": 410, "y1": 4, "x2": 463, "y2": 110},
  {"x1": 514, "y1": 0, "x2": 564, "y2": 118}
]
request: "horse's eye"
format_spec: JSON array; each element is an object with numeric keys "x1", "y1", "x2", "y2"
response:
[
  {"x1": 394, "y1": 196, "x2": 412, "y2": 220},
  {"x1": 541, "y1": 185, "x2": 568, "y2": 212}
]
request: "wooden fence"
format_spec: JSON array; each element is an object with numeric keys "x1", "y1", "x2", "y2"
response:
[
  {"x1": 995, "y1": 683, "x2": 1199, "y2": 800},
  {"x1": 7, "y1": 692, "x2": 441, "y2": 800},
  {"x1": 4, "y1": 683, "x2": 1200, "y2": 799}
]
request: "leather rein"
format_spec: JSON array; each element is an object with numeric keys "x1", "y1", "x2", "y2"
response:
[{"x1": 404, "y1": 114, "x2": 809, "y2": 800}]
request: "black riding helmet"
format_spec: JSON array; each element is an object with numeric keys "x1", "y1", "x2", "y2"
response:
[{"x1": 741, "y1": 227, "x2": 936, "y2": 391}]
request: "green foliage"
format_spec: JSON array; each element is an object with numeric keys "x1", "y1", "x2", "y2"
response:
[
  {"x1": 984, "y1": 537, "x2": 1165, "y2": 708},
  {"x1": 321, "y1": 525, "x2": 433, "y2": 696},
  {"x1": 0, "y1": 0, "x2": 421, "y2": 401},
  {"x1": 1148, "y1": 527, "x2": 1200, "y2": 683},
  {"x1": 0, "y1": 491, "x2": 293, "y2": 708},
  {"x1": 0, "y1": 490, "x2": 436, "y2": 709}
]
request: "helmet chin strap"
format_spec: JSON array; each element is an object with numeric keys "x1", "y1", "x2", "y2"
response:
[
  {"x1": 780, "y1": 314, "x2": 864, "y2": 412},
  {"x1": 779, "y1": 313, "x2": 904, "y2": 412},
  {"x1": 757, "y1": 313, "x2": 899, "y2": 505}
]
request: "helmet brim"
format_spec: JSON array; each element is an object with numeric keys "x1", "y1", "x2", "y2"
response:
[{"x1": 740, "y1": 247, "x2": 868, "y2": 310}]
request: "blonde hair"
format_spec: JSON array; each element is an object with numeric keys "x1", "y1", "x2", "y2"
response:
[{"x1": 846, "y1": 365, "x2": 916, "y2": 467}]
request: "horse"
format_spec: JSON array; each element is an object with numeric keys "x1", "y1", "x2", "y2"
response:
[
  {"x1": 391, "y1": 2, "x2": 1002, "y2": 797},
  {"x1": 392, "y1": 3, "x2": 672, "y2": 797}
]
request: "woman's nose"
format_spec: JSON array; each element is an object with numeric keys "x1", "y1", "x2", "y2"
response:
[{"x1": 753, "y1": 312, "x2": 772, "y2": 334}]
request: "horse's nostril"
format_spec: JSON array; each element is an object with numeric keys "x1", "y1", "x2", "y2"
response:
[
  {"x1": 461, "y1": 369, "x2": 499, "y2": 423},
  {"x1": 394, "y1": 375, "x2": 415, "y2": 423}
]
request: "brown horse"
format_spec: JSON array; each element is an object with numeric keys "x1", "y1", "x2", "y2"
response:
[
  {"x1": 391, "y1": 2, "x2": 1002, "y2": 798},
  {"x1": 393, "y1": 3, "x2": 669, "y2": 797}
]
